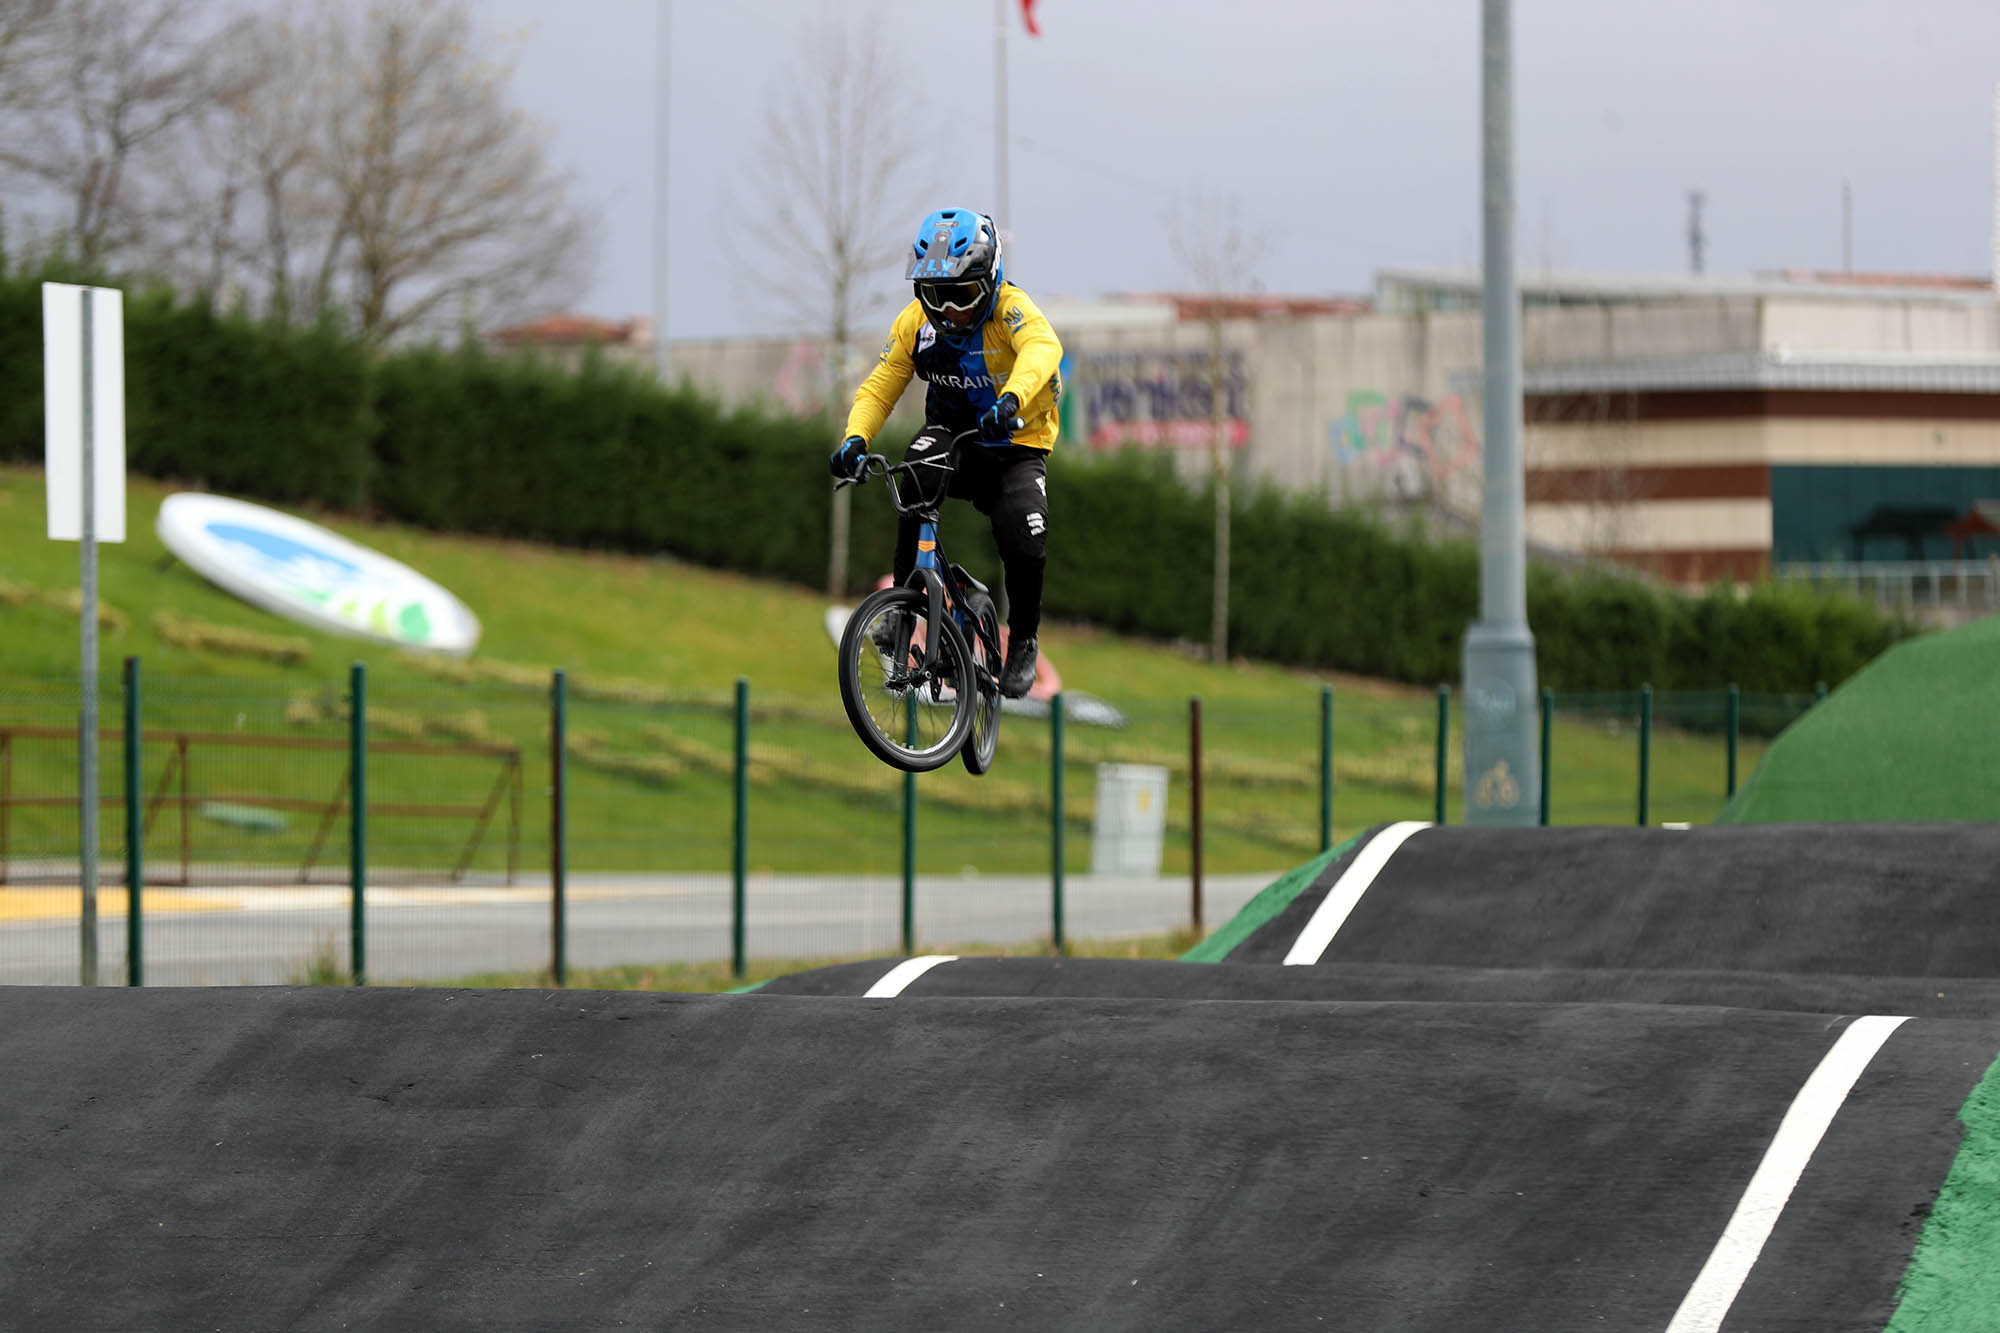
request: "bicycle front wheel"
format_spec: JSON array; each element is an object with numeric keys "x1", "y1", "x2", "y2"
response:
[{"x1": 838, "y1": 586, "x2": 977, "y2": 772}]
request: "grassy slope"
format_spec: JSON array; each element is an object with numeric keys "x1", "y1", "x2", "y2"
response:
[
  {"x1": 1, "y1": 465, "x2": 1766, "y2": 875},
  {"x1": 1720, "y1": 613, "x2": 2000, "y2": 822}
]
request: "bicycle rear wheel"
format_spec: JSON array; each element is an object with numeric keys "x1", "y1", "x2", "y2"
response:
[
  {"x1": 959, "y1": 593, "x2": 1002, "y2": 776},
  {"x1": 838, "y1": 586, "x2": 977, "y2": 772}
]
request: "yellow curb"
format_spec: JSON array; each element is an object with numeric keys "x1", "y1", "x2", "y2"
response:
[{"x1": 0, "y1": 887, "x2": 236, "y2": 923}]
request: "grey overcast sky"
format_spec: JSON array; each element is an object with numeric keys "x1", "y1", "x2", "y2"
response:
[{"x1": 467, "y1": 0, "x2": 2000, "y2": 339}]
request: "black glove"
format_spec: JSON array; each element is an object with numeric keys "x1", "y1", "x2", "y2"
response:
[
  {"x1": 977, "y1": 392, "x2": 1023, "y2": 444},
  {"x1": 829, "y1": 435, "x2": 867, "y2": 480}
]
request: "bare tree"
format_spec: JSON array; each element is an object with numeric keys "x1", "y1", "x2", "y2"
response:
[
  {"x1": 137, "y1": 0, "x2": 593, "y2": 343},
  {"x1": 142, "y1": 4, "x2": 332, "y2": 314},
  {"x1": 0, "y1": 0, "x2": 228, "y2": 267},
  {"x1": 315, "y1": 1, "x2": 593, "y2": 342},
  {"x1": 1167, "y1": 194, "x2": 1270, "y2": 664},
  {"x1": 723, "y1": 16, "x2": 933, "y2": 596},
  {"x1": 0, "y1": 0, "x2": 56, "y2": 100}
]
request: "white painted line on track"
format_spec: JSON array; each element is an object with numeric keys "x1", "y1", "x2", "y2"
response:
[
  {"x1": 1281, "y1": 821, "x2": 1431, "y2": 966},
  {"x1": 862, "y1": 955, "x2": 959, "y2": 997},
  {"x1": 1664, "y1": 1013, "x2": 1911, "y2": 1333}
]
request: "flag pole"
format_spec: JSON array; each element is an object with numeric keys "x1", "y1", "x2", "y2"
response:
[
  {"x1": 652, "y1": 0, "x2": 672, "y2": 382},
  {"x1": 994, "y1": 0, "x2": 1008, "y2": 230}
]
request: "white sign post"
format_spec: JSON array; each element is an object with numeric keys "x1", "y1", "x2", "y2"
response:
[{"x1": 44, "y1": 283, "x2": 126, "y2": 987}]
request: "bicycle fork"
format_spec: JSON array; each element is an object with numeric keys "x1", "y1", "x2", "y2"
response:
[
  {"x1": 893, "y1": 517, "x2": 998, "y2": 699},
  {"x1": 882, "y1": 520, "x2": 951, "y2": 697}
]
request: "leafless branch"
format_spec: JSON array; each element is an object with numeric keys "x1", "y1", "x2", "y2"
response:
[
  {"x1": 1164, "y1": 192, "x2": 1271, "y2": 665},
  {"x1": 1165, "y1": 193, "x2": 1272, "y2": 299},
  {"x1": 0, "y1": 0, "x2": 227, "y2": 266},
  {"x1": 0, "y1": 0, "x2": 58, "y2": 108},
  {"x1": 299, "y1": 0, "x2": 595, "y2": 342},
  {"x1": 721, "y1": 14, "x2": 933, "y2": 366},
  {"x1": 722, "y1": 15, "x2": 933, "y2": 597},
  {"x1": 21, "y1": 0, "x2": 594, "y2": 343}
]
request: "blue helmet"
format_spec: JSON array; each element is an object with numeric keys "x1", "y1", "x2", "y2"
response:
[{"x1": 906, "y1": 208, "x2": 1004, "y2": 344}]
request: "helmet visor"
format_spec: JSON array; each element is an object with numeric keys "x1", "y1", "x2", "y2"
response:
[{"x1": 919, "y1": 279, "x2": 986, "y2": 330}]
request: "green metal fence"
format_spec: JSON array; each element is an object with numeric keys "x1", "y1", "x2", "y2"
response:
[{"x1": 0, "y1": 665, "x2": 1816, "y2": 988}]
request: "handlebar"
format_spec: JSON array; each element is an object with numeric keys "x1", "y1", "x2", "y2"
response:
[{"x1": 832, "y1": 429, "x2": 990, "y2": 511}]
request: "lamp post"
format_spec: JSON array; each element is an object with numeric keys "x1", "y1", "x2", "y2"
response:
[{"x1": 1462, "y1": 0, "x2": 1541, "y2": 826}]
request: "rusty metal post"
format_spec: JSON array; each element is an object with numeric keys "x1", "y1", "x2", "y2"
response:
[
  {"x1": 551, "y1": 670, "x2": 568, "y2": 987},
  {"x1": 1190, "y1": 696, "x2": 1204, "y2": 933},
  {"x1": 177, "y1": 735, "x2": 190, "y2": 886}
]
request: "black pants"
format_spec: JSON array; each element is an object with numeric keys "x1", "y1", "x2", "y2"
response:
[{"x1": 892, "y1": 424, "x2": 1049, "y2": 644}]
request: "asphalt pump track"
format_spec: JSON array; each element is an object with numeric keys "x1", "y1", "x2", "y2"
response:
[{"x1": 4, "y1": 822, "x2": 1998, "y2": 1329}]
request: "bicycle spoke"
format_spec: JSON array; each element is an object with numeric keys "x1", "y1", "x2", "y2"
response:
[{"x1": 851, "y1": 604, "x2": 961, "y2": 758}]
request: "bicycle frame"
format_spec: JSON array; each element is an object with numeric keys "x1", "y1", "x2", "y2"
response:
[{"x1": 844, "y1": 433, "x2": 1002, "y2": 695}]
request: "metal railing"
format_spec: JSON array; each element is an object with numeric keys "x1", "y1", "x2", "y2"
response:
[
  {"x1": 0, "y1": 724, "x2": 521, "y2": 888},
  {"x1": 1776, "y1": 558, "x2": 2000, "y2": 614}
]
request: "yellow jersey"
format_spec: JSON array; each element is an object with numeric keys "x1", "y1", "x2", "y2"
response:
[{"x1": 842, "y1": 283, "x2": 1063, "y2": 451}]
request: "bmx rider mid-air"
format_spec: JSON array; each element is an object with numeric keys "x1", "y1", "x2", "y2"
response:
[{"x1": 829, "y1": 207, "x2": 1064, "y2": 699}]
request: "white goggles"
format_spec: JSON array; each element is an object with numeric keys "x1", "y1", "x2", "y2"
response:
[{"x1": 920, "y1": 280, "x2": 984, "y2": 314}]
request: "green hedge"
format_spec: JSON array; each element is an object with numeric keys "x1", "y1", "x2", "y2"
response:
[
  {"x1": 1042, "y1": 458, "x2": 1900, "y2": 691},
  {"x1": 368, "y1": 344, "x2": 934, "y2": 591},
  {"x1": 0, "y1": 272, "x2": 1905, "y2": 693},
  {"x1": 2, "y1": 269, "x2": 374, "y2": 506}
]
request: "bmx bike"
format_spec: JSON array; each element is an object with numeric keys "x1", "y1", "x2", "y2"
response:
[{"x1": 833, "y1": 431, "x2": 1004, "y2": 775}]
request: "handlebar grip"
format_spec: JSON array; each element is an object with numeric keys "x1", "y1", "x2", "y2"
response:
[{"x1": 834, "y1": 455, "x2": 890, "y2": 490}]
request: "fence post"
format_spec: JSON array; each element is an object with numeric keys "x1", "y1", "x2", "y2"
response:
[
  {"x1": 1318, "y1": 685, "x2": 1333, "y2": 852},
  {"x1": 1814, "y1": 680, "x2": 1828, "y2": 705},
  {"x1": 1051, "y1": 691, "x2": 1065, "y2": 955},
  {"x1": 1538, "y1": 687, "x2": 1553, "y2": 827},
  {"x1": 1637, "y1": 683, "x2": 1653, "y2": 827},
  {"x1": 902, "y1": 691, "x2": 916, "y2": 956},
  {"x1": 1726, "y1": 683, "x2": 1741, "y2": 798},
  {"x1": 348, "y1": 662, "x2": 366, "y2": 987},
  {"x1": 1434, "y1": 685, "x2": 1450, "y2": 825},
  {"x1": 733, "y1": 677, "x2": 749, "y2": 981},
  {"x1": 123, "y1": 656, "x2": 142, "y2": 987},
  {"x1": 1190, "y1": 696, "x2": 1204, "y2": 934},
  {"x1": 550, "y1": 669, "x2": 567, "y2": 987},
  {"x1": 177, "y1": 735, "x2": 189, "y2": 885}
]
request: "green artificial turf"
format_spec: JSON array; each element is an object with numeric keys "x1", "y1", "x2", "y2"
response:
[
  {"x1": 1885, "y1": 1051, "x2": 2000, "y2": 1332},
  {"x1": 1178, "y1": 833, "x2": 1360, "y2": 963},
  {"x1": 1721, "y1": 615, "x2": 2000, "y2": 823}
]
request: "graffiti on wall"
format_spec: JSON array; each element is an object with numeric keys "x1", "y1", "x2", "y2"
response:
[
  {"x1": 1330, "y1": 389, "x2": 1481, "y2": 498},
  {"x1": 1072, "y1": 349, "x2": 1250, "y2": 450}
]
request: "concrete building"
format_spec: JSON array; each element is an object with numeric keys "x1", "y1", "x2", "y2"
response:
[{"x1": 1405, "y1": 268, "x2": 2000, "y2": 582}]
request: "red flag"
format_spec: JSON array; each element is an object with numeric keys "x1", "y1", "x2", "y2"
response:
[{"x1": 1020, "y1": 0, "x2": 1041, "y2": 37}]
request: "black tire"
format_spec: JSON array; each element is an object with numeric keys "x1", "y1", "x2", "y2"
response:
[
  {"x1": 959, "y1": 593, "x2": 1002, "y2": 776},
  {"x1": 838, "y1": 585, "x2": 977, "y2": 773}
]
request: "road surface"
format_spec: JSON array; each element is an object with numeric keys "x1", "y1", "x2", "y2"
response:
[{"x1": 0, "y1": 871, "x2": 1275, "y2": 985}]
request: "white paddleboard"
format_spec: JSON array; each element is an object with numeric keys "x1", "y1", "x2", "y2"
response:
[{"x1": 156, "y1": 492, "x2": 481, "y2": 657}]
